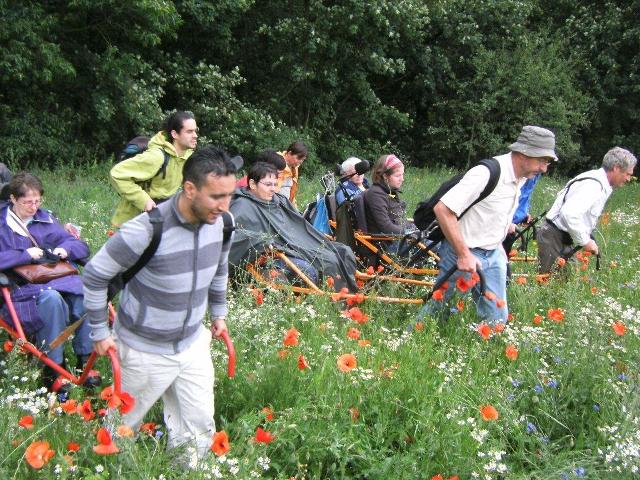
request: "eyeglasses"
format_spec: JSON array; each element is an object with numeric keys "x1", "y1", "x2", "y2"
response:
[
  {"x1": 258, "y1": 181, "x2": 278, "y2": 188},
  {"x1": 17, "y1": 198, "x2": 42, "y2": 207}
]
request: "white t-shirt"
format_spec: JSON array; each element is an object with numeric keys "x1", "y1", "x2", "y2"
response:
[{"x1": 440, "y1": 153, "x2": 524, "y2": 250}]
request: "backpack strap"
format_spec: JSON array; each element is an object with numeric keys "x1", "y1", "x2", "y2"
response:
[
  {"x1": 551, "y1": 176, "x2": 603, "y2": 224},
  {"x1": 458, "y1": 158, "x2": 501, "y2": 219},
  {"x1": 221, "y1": 211, "x2": 235, "y2": 248},
  {"x1": 121, "y1": 207, "x2": 164, "y2": 286},
  {"x1": 157, "y1": 150, "x2": 170, "y2": 180}
]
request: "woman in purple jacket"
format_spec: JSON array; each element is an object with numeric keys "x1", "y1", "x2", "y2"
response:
[{"x1": 0, "y1": 173, "x2": 96, "y2": 392}]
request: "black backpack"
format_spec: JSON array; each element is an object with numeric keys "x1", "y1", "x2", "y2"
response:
[
  {"x1": 107, "y1": 209, "x2": 235, "y2": 301},
  {"x1": 118, "y1": 136, "x2": 171, "y2": 181},
  {"x1": 413, "y1": 158, "x2": 501, "y2": 242}
]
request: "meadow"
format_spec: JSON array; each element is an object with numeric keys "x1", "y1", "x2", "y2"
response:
[{"x1": 1, "y1": 161, "x2": 639, "y2": 479}]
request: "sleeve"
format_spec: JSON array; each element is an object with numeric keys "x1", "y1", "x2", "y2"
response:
[
  {"x1": 365, "y1": 188, "x2": 404, "y2": 234},
  {"x1": 0, "y1": 237, "x2": 32, "y2": 269},
  {"x1": 557, "y1": 180, "x2": 604, "y2": 246},
  {"x1": 110, "y1": 149, "x2": 166, "y2": 211},
  {"x1": 439, "y1": 165, "x2": 490, "y2": 217},
  {"x1": 82, "y1": 216, "x2": 153, "y2": 341},
  {"x1": 43, "y1": 217, "x2": 90, "y2": 262}
]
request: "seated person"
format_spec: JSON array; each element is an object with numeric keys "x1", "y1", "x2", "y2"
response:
[
  {"x1": 0, "y1": 173, "x2": 96, "y2": 392},
  {"x1": 236, "y1": 149, "x2": 287, "y2": 189},
  {"x1": 363, "y1": 154, "x2": 416, "y2": 255},
  {"x1": 230, "y1": 162, "x2": 358, "y2": 292},
  {"x1": 335, "y1": 157, "x2": 369, "y2": 206}
]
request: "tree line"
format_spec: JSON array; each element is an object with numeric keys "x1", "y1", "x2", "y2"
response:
[{"x1": 2, "y1": 0, "x2": 638, "y2": 174}]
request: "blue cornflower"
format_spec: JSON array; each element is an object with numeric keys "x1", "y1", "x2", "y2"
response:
[
  {"x1": 533, "y1": 346, "x2": 541, "y2": 353},
  {"x1": 540, "y1": 435, "x2": 549, "y2": 444},
  {"x1": 554, "y1": 356, "x2": 562, "y2": 364},
  {"x1": 560, "y1": 473, "x2": 570, "y2": 480},
  {"x1": 593, "y1": 403, "x2": 601, "y2": 412},
  {"x1": 574, "y1": 466, "x2": 586, "y2": 477},
  {"x1": 534, "y1": 384, "x2": 544, "y2": 394},
  {"x1": 511, "y1": 379, "x2": 521, "y2": 388},
  {"x1": 507, "y1": 394, "x2": 515, "y2": 402},
  {"x1": 450, "y1": 307, "x2": 459, "y2": 314},
  {"x1": 547, "y1": 379, "x2": 558, "y2": 388},
  {"x1": 526, "y1": 422, "x2": 537, "y2": 434},
  {"x1": 155, "y1": 430, "x2": 164, "y2": 439},
  {"x1": 619, "y1": 373, "x2": 628, "y2": 381}
]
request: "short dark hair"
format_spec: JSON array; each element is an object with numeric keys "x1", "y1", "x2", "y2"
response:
[
  {"x1": 162, "y1": 111, "x2": 196, "y2": 141},
  {"x1": 8, "y1": 172, "x2": 44, "y2": 198},
  {"x1": 255, "y1": 149, "x2": 286, "y2": 171},
  {"x1": 248, "y1": 162, "x2": 278, "y2": 184},
  {"x1": 183, "y1": 145, "x2": 237, "y2": 188},
  {"x1": 285, "y1": 141, "x2": 308, "y2": 158}
]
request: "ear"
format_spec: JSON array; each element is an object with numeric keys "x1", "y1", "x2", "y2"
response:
[
  {"x1": 183, "y1": 180, "x2": 197, "y2": 199},
  {"x1": 170, "y1": 129, "x2": 179, "y2": 141}
]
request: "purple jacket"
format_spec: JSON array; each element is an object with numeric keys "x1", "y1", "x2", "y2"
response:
[{"x1": 0, "y1": 204, "x2": 89, "y2": 333}]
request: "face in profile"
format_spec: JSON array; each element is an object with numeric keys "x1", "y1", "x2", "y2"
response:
[
  {"x1": 172, "y1": 118, "x2": 198, "y2": 151},
  {"x1": 385, "y1": 165, "x2": 404, "y2": 190}
]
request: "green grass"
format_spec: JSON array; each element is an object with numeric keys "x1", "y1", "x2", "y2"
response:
[{"x1": 1, "y1": 162, "x2": 639, "y2": 479}]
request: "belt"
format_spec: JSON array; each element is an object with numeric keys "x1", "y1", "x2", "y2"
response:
[{"x1": 545, "y1": 219, "x2": 573, "y2": 246}]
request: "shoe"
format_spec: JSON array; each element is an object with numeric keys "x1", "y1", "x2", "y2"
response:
[{"x1": 83, "y1": 371, "x2": 102, "y2": 390}]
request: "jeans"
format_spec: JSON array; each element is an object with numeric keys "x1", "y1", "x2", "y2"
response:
[
  {"x1": 418, "y1": 240, "x2": 508, "y2": 325},
  {"x1": 35, "y1": 290, "x2": 93, "y2": 365},
  {"x1": 273, "y1": 257, "x2": 319, "y2": 285}
]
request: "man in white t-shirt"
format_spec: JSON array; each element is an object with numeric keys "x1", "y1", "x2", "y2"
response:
[
  {"x1": 536, "y1": 147, "x2": 636, "y2": 273},
  {"x1": 424, "y1": 126, "x2": 557, "y2": 324}
]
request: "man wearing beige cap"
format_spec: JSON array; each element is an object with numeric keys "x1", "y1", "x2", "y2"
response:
[
  {"x1": 537, "y1": 146, "x2": 637, "y2": 273},
  {"x1": 421, "y1": 125, "x2": 556, "y2": 325}
]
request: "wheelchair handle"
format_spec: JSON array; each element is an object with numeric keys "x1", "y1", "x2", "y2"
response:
[{"x1": 423, "y1": 265, "x2": 487, "y2": 302}]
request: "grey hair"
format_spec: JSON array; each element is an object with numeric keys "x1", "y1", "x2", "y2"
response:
[{"x1": 602, "y1": 147, "x2": 637, "y2": 172}]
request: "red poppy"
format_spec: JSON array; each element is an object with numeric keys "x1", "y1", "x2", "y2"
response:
[
  {"x1": 456, "y1": 300, "x2": 465, "y2": 312},
  {"x1": 455, "y1": 276, "x2": 472, "y2": 293},
  {"x1": 505, "y1": 344, "x2": 519, "y2": 361},
  {"x1": 347, "y1": 327, "x2": 361, "y2": 340},
  {"x1": 591, "y1": 287, "x2": 598, "y2": 294},
  {"x1": 515, "y1": 276, "x2": 527, "y2": 285},
  {"x1": 349, "y1": 406, "x2": 360, "y2": 422},
  {"x1": 93, "y1": 428, "x2": 120, "y2": 455},
  {"x1": 116, "y1": 425, "x2": 134, "y2": 438},
  {"x1": 533, "y1": 314, "x2": 543, "y2": 325},
  {"x1": 262, "y1": 407, "x2": 274, "y2": 421},
  {"x1": 3, "y1": 340, "x2": 13, "y2": 352},
  {"x1": 507, "y1": 313, "x2": 514, "y2": 322},
  {"x1": 535, "y1": 274, "x2": 549, "y2": 284},
  {"x1": 356, "y1": 280, "x2": 365, "y2": 289},
  {"x1": 331, "y1": 287, "x2": 350, "y2": 301},
  {"x1": 210, "y1": 431, "x2": 230, "y2": 456},
  {"x1": 25, "y1": 440, "x2": 55, "y2": 469},
  {"x1": 342, "y1": 307, "x2": 369, "y2": 325},
  {"x1": 612, "y1": 321, "x2": 627, "y2": 336},
  {"x1": 493, "y1": 323, "x2": 505, "y2": 333},
  {"x1": 140, "y1": 422, "x2": 156, "y2": 435},
  {"x1": 358, "y1": 339, "x2": 371, "y2": 347},
  {"x1": 283, "y1": 327, "x2": 300, "y2": 347},
  {"x1": 278, "y1": 349, "x2": 290, "y2": 359},
  {"x1": 431, "y1": 475, "x2": 444, "y2": 480},
  {"x1": 297, "y1": 354, "x2": 310, "y2": 370},
  {"x1": 251, "y1": 288, "x2": 264, "y2": 306},
  {"x1": 326, "y1": 276, "x2": 335, "y2": 287},
  {"x1": 480, "y1": 404, "x2": 499, "y2": 421},
  {"x1": 366, "y1": 266, "x2": 374, "y2": 275},
  {"x1": 414, "y1": 322, "x2": 425, "y2": 331},
  {"x1": 107, "y1": 230, "x2": 114, "y2": 237},
  {"x1": 484, "y1": 291, "x2": 496, "y2": 301},
  {"x1": 495, "y1": 299, "x2": 506, "y2": 308},
  {"x1": 100, "y1": 386, "x2": 136, "y2": 415},
  {"x1": 432, "y1": 289, "x2": 445, "y2": 302},
  {"x1": 376, "y1": 265, "x2": 384, "y2": 273},
  {"x1": 477, "y1": 323, "x2": 491, "y2": 340},
  {"x1": 337, "y1": 353, "x2": 357, "y2": 372},
  {"x1": 268, "y1": 269, "x2": 280, "y2": 279},
  {"x1": 547, "y1": 308, "x2": 565, "y2": 322},
  {"x1": 508, "y1": 249, "x2": 518, "y2": 258},
  {"x1": 254, "y1": 427, "x2": 276, "y2": 444},
  {"x1": 61, "y1": 399, "x2": 78, "y2": 415},
  {"x1": 67, "y1": 442, "x2": 81, "y2": 453},
  {"x1": 77, "y1": 399, "x2": 95, "y2": 422},
  {"x1": 556, "y1": 257, "x2": 566, "y2": 268},
  {"x1": 470, "y1": 272, "x2": 480, "y2": 284},
  {"x1": 18, "y1": 415, "x2": 34, "y2": 429}
]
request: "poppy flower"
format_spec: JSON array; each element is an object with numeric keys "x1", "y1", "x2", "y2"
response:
[
  {"x1": 556, "y1": 257, "x2": 566, "y2": 267},
  {"x1": 376, "y1": 265, "x2": 384, "y2": 273},
  {"x1": 456, "y1": 276, "x2": 472, "y2": 293},
  {"x1": 262, "y1": 407, "x2": 274, "y2": 421},
  {"x1": 283, "y1": 327, "x2": 300, "y2": 347},
  {"x1": 331, "y1": 287, "x2": 349, "y2": 301},
  {"x1": 297, "y1": 354, "x2": 310, "y2": 370},
  {"x1": 456, "y1": 300, "x2": 465, "y2": 312},
  {"x1": 3, "y1": 340, "x2": 13, "y2": 352},
  {"x1": 77, "y1": 399, "x2": 95, "y2": 421},
  {"x1": 251, "y1": 288, "x2": 264, "y2": 306},
  {"x1": 358, "y1": 339, "x2": 371, "y2": 347},
  {"x1": 278, "y1": 349, "x2": 290, "y2": 359},
  {"x1": 107, "y1": 230, "x2": 114, "y2": 237},
  {"x1": 480, "y1": 404, "x2": 499, "y2": 421},
  {"x1": 356, "y1": 280, "x2": 365, "y2": 289},
  {"x1": 508, "y1": 249, "x2": 518, "y2": 258},
  {"x1": 25, "y1": 440, "x2": 55, "y2": 469},
  {"x1": 495, "y1": 299, "x2": 506, "y2": 308},
  {"x1": 60, "y1": 399, "x2": 78, "y2": 415},
  {"x1": 533, "y1": 314, "x2": 543, "y2": 325},
  {"x1": 477, "y1": 323, "x2": 491, "y2": 340},
  {"x1": 140, "y1": 422, "x2": 156, "y2": 435},
  {"x1": 67, "y1": 442, "x2": 80, "y2": 453},
  {"x1": 100, "y1": 386, "x2": 136, "y2": 415},
  {"x1": 505, "y1": 344, "x2": 519, "y2": 361},
  {"x1": 591, "y1": 287, "x2": 598, "y2": 294},
  {"x1": 507, "y1": 313, "x2": 514, "y2": 322},
  {"x1": 268, "y1": 269, "x2": 280, "y2": 279},
  {"x1": 349, "y1": 406, "x2": 360, "y2": 422},
  {"x1": 515, "y1": 276, "x2": 527, "y2": 285},
  {"x1": 493, "y1": 323, "x2": 505, "y2": 333},
  {"x1": 431, "y1": 475, "x2": 444, "y2": 480},
  {"x1": 210, "y1": 430, "x2": 231, "y2": 456},
  {"x1": 470, "y1": 272, "x2": 480, "y2": 284},
  {"x1": 535, "y1": 274, "x2": 549, "y2": 284},
  {"x1": 326, "y1": 276, "x2": 335, "y2": 287},
  {"x1": 337, "y1": 353, "x2": 357, "y2": 372},
  {"x1": 18, "y1": 415, "x2": 34, "y2": 429},
  {"x1": 547, "y1": 308, "x2": 565, "y2": 322},
  {"x1": 347, "y1": 327, "x2": 361, "y2": 340},
  {"x1": 432, "y1": 289, "x2": 445, "y2": 301},
  {"x1": 484, "y1": 291, "x2": 496, "y2": 301},
  {"x1": 342, "y1": 307, "x2": 369, "y2": 325},
  {"x1": 254, "y1": 427, "x2": 275, "y2": 444},
  {"x1": 116, "y1": 425, "x2": 134, "y2": 438},
  {"x1": 612, "y1": 322, "x2": 627, "y2": 336},
  {"x1": 366, "y1": 266, "x2": 374, "y2": 275},
  {"x1": 414, "y1": 322, "x2": 425, "y2": 331},
  {"x1": 93, "y1": 427, "x2": 120, "y2": 455}
]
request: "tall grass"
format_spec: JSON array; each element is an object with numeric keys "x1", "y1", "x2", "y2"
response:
[{"x1": 0, "y1": 162, "x2": 638, "y2": 479}]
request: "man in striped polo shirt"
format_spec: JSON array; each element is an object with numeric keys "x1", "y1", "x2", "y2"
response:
[{"x1": 83, "y1": 145, "x2": 237, "y2": 462}]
